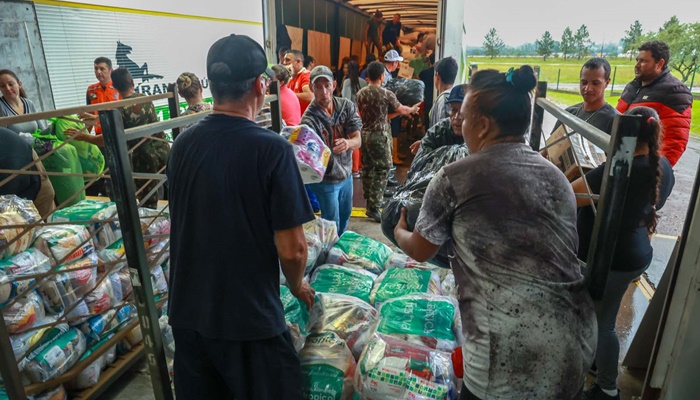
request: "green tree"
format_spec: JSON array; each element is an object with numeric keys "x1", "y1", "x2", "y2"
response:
[
  {"x1": 536, "y1": 31, "x2": 555, "y2": 61},
  {"x1": 656, "y1": 17, "x2": 700, "y2": 83},
  {"x1": 561, "y1": 27, "x2": 574, "y2": 60},
  {"x1": 623, "y1": 20, "x2": 644, "y2": 60},
  {"x1": 483, "y1": 28, "x2": 505, "y2": 59},
  {"x1": 575, "y1": 24, "x2": 592, "y2": 60}
]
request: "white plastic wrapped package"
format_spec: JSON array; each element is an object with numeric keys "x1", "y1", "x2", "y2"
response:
[
  {"x1": 308, "y1": 293, "x2": 378, "y2": 359},
  {"x1": 385, "y1": 253, "x2": 440, "y2": 271},
  {"x1": 138, "y1": 208, "x2": 170, "y2": 248},
  {"x1": 0, "y1": 273, "x2": 35, "y2": 309},
  {"x1": 309, "y1": 265, "x2": 377, "y2": 304},
  {"x1": 38, "y1": 255, "x2": 98, "y2": 320},
  {"x1": 326, "y1": 231, "x2": 392, "y2": 275},
  {"x1": 34, "y1": 225, "x2": 94, "y2": 267},
  {"x1": 280, "y1": 285, "x2": 309, "y2": 351},
  {"x1": 86, "y1": 276, "x2": 115, "y2": 314},
  {"x1": 102, "y1": 343, "x2": 117, "y2": 367},
  {"x1": 369, "y1": 268, "x2": 442, "y2": 307},
  {"x1": 71, "y1": 357, "x2": 101, "y2": 389},
  {"x1": 108, "y1": 273, "x2": 123, "y2": 304},
  {"x1": 303, "y1": 218, "x2": 339, "y2": 267},
  {"x1": 375, "y1": 294, "x2": 463, "y2": 352},
  {"x1": 79, "y1": 309, "x2": 122, "y2": 344},
  {"x1": 48, "y1": 200, "x2": 121, "y2": 250},
  {"x1": 28, "y1": 385, "x2": 67, "y2": 400},
  {"x1": 300, "y1": 332, "x2": 356, "y2": 400},
  {"x1": 117, "y1": 266, "x2": 133, "y2": 300},
  {"x1": 440, "y1": 272, "x2": 457, "y2": 300},
  {"x1": 305, "y1": 233, "x2": 323, "y2": 274},
  {"x1": 25, "y1": 328, "x2": 87, "y2": 383},
  {"x1": 0, "y1": 249, "x2": 51, "y2": 306},
  {"x1": 281, "y1": 125, "x2": 332, "y2": 184},
  {"x1": 147, "y1": 241, "x2": 169, "y2": 267},
  {"x1": 97, "y1": 239, "x2": 126, "y2": 270},
  {"x1": 355, "y1": 334, "x2": 458, "y2": 400},
  {"x1": 3, "y1": 291, "x2": 45, "y2": 334},
  {"x1": 10, "y1": 317, "x2": 58, "y2": 368},
  {"x1": 151, "y1": 265, "x2": 168, "y2": 296},
  {"x1": 159, "y1": 315, "x2": 175, "y2": 377},
  {"x1": 0, "y1": 195, "x2": 42, "y2": 259}
]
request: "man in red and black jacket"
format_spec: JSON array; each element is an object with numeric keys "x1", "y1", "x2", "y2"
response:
[{"x1": 617, "y1": 41, "x2": 693, "y2": 166}]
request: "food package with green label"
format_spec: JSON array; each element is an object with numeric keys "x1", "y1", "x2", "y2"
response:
[
  {"x1": 374, "y1": 294, "x2": 463, "y2": 352},
  {"x1": 34, "y1": 225, "x2": 95, "y2": 268},
  {"x1": 308, "y1": 293, "x2": 378, "y2": 359},
  {"x1": 0, "y1": 195, "x2": 42, "y2": 259},
  {"x1": 369, "y1": 268, "x2": 442, "y2": 308},
  {"x1": 300, "y1": 332, "x2": 356, "y2": 400},
  {"x1": 25, "y1": 328, "x2": 87, "y2": 383},
  {"x1": 10, "y1": 316, "x2": 60, "y2": 371},
  {"x1": 0, "y1": 248, "x2": 51, "y2": 307},
  {"x1": 354, "y1": 334, "x2": 458, "y2": 400},
  {"x1": 3, "y1": 290, "x2": 45, "y2": 334},
  {"x1": 326, "y1": 231, "x2": 392, "y2": 275},
  {"x1": 280, "y1": 285, "x2": 309, "y2": 351},
  {"x1": 49, "y1": 116, "x2": 105, "y2": 178},
  {"x1": 37, "y1": 252, "x2": 98, "y2": 324},
  {"x1": 310, "y1": 265, "x2": 377, "y2": 304},
  {"x1": 49, "y1": 200, "x2": 121, "y2": 250},
  {"x1": 303, "y1": 217, "x2": 339, "y2": 267}
]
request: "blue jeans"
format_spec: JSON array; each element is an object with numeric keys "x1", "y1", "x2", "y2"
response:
[
  {"x1": 305, "y1": 186, "x2": 320, "y2": 212},
  {"x1": 307, "y1": 177, "x2": 353, "y2": 234}
]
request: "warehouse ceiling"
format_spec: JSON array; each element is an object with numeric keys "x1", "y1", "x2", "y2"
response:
[{"x1": 342, "y1": 0, "x2": 438, "y2": 31}]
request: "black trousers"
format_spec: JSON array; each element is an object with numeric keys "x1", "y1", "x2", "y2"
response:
[
  {"x1": 461, "y1": 384, "x2": 482, "y2": 400},
  {"x1": 172, "y1": 328, "x2": 303, "y2": 400}
]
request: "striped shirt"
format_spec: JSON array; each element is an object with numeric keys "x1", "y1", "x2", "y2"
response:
[{"x1": 0, "y1": 96, "x2": 47, "y2": 134}]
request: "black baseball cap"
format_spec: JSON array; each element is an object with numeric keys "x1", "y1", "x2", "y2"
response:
[
  {"x1": 446, "y1": 84, "x2": 467, "y2": 104},
  {"x1": 207, "y1": 34, "x2": 274, "y2": 82}
]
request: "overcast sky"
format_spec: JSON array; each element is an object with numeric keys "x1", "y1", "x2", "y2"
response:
[{"x1": 463, "y1": 0, "x2": 700, "y2": 47}]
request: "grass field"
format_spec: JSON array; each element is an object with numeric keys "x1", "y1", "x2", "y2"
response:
[
  {"x1": 469, "y1": 56, "x2": 698, "y2": 89},
  {"x1": 546, "y1": 90, "x2": 700, "y2": 137}
]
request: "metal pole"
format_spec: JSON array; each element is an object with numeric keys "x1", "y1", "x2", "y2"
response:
[
  {"x1": 269, "y1": 81, "x2": 283, "y2": 133},
  {"x1": 585, "y1": 114, "x2": 641, "y2": 300},
  {"x1": 556, "y1": 68, "x2": 561, "y2": 90},
  {"x1": 530, "y1": 81, "x2": 548, "y2": 152},
  {"x1": 610, "y1": 66, "x2": 617, "y2": 96},
  {"x1": 99, "y1": 109, "x2": 174, "y2": 400},
  {"x1": 0, "y1": 318, "x2": 27, "y2": 400}
]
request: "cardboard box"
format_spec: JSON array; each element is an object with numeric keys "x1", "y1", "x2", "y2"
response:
[{"x1": 546, "y1": 124, "x2": 606, "y2": 181}]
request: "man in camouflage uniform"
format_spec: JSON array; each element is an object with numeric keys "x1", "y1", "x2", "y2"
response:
[
  {"x1": 410, "y1": 84, "x2": 468, "y2": 160},
  {"x1": 356, "y1": 61, "x2": 420, "y2": 222}
]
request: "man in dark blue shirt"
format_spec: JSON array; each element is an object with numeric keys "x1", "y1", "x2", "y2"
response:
[
  {"x1": 382, "y1": 13, "x2": 402, "y2": 53},
  {"x1": 167, "y1": 34, "x2": 316, "y2": 400}
]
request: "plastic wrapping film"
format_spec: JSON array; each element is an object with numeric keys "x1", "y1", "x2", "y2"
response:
[
  {"x1": 68, "y1": 333, "x2": 117, "y2": 389},
  {"x1": 49, "y1": 200, "x2": 121, "y2": 250},
  {"x1": 0, "y1": 195, "x2": 42, "y2": 259},
  {"x1": 374, "y1": 294, "x2": 463, "y2": 352},
  {"x1": 370, "y1": 269, "x2": 442, "y2": 308},
  {"x1": 326, "y1": 232, "x2": 393, "y2": 276},
  {"x1": 31, "y1": 131, "x2": 86, "y2": 207},
  {"x1": 25, "y1": 328, "x2": 87, "y2": 383},
  {"x1": 27, "y1": 385, "x2": 67, "y2": 400},
  {"x1": 281, "y1": 125, "x2": 332, "y2": 184},
  {"x1": 300, "y1": 332, "x2": 356, "y2": 400},
  {"x1": 138, "y1": 208, "x2": 170, "y2": 248},
  {"x1": 384, "y1": 78, "x2": 425, "y2": 106},
  {"x1": 38, "y1": 252, "x2": 99, "y2": 325},
  {"x1": 309, "y1": 264, "x2": 377, "y2": 304},
  {"x1": 354, "y1": 334, "x2": 458, "y2": 400},
  {"x1": 33, "y1": 225, "x2": 95, "y2": 268},
  {"x1": 3, "y1": 290, "x2": 45, "y2": 334},
  {"x1": 280, "y1": 285, "x2": 309, "y2": 352},
  {"x1": 303, "y1": 218, "x2": 339, "y2": 270},
  {"x1": 159, "y1": 315, "x2": 175, "y2": 377},
  {"x1": 308, "y1": 293, "x2": 378, "y2": 359},
  {"x1": 0, "y1": 249, "x2": 51, "y2": 307},
  {"x1": 384, "y1": 253, "x2": 438, "y2": 271},
  {"x1": 49, "y1": 116, "x2": 105, "y2": 178}
]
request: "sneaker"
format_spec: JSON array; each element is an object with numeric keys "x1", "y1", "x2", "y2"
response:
[
  {"x1": 387, "y1": 179, "x2": 399, "y2": 187},
  {"x1": 352, "y1": 171, "x2": 361, "y2": 179},
  {"x1": 365, "y1": 210, "x2": 381, "y2": 223},
  {"x1": 582, "y1": 384, "x2": 620, "y2": 400},
  {"x1": 390, "y1": 166, "x2": 397, "y2": 171}
]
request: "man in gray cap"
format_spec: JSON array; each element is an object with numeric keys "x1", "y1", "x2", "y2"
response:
[
  {"x1": 383, "y1": 49, "x2": 405, "y2": 164},
  {"x1": 301, "y1": 65, "x2": 363, "y2": 234},
  {"x1": 167, "y1": 34, "x2": 315, "y2": 399}
]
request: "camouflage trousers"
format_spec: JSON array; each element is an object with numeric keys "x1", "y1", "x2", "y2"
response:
[
  {"x1": 361, "y1": 130, "x2": 392, "y2": 213},
  {"x1": 130, "y1": 139, "x2": 170, "y2": 209}
]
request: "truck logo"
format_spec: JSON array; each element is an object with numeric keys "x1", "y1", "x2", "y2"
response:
[{"x1": 116, "y1": 41, "x2": 163, "y2": 82}]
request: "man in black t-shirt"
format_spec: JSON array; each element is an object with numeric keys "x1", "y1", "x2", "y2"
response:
[
  {"x1": 167, "y1": 34, "x2": 316, "y2": 400},
  {"x1": 382, "y1": 14, "x2": 402, "y2": 53}
]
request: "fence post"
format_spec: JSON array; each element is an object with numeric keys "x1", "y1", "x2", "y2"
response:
[
  {"x1": 99, "y1": 109, "x2": 174, "y2": 400},
  {"x1": 0, "y1": 319, "x2": 27, "y2": 399},
  {"x1": 585, "y1": 114, "x2": 641, "y2": 300},
  {"x1": 556, "y1": 68, "x2": 561, "y2": 90},
  {"x1": 610, "y1": 66, "x2": 618, "y2": 96},
  {"x1": 529, "y1": 81, "x2": 548, "y2": 152}
]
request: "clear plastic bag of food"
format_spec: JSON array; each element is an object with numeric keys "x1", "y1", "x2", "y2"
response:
[
  {"x1": 281, "y1": 125, "x2": 332, "y2": 184},
  {"x1": 0, "y1": 248, "x2": 50, "y2": 307},
  {"x1": 159, "y1": 315, "x2": 175, "y2": 377},
  {"x1": 3, "y1": 290, "x2": 45, "y2": 334},
  {"x1": 310, "y1": 264, "x2": 377, "y2": 304},
  {"x1": 97, "y1": 238, "x2": 126, "y2": 270},
  {"x1": 370, "y1": 268, "x2": 442, "y2": 307},
  {"x1": 384, "y1": 252, "x2": 440, "y2": 271},
  {"x1": 70, "y1": 356, "x2": 101, "y2": 389},
  {"x1": 49, "y1": 200, "x2": 121, "y2": 250},
  {"x1": 355, "y1": 334, "x2": 458, "y2": 400},
  {"x1": 305, "y1": 232, "x2": 323, "y2": 275},
  {"x1": 280, "y1": 285, "x2": 309, "y2": 351},
  {"x1": 300, "y1": 332, "x2": 356, "y2": 400},
  {"x1": 138, "y1": 208, "x2": 170, "y2": 248},
  {"x1": 303, "y1": 218, "x2": 339, "y2": 267},
  {"x1": 0, "y1": 195, "x2": 42, "y2": 259},
  {"x1": 0, "y1": 273, "x2": 36, "y2": 309},
  {"x1": 78, "y1": 309, "x2": 120, "y2": 345},
  {"x1": 34, "y1": 225, "x2": 95, "y2": 267},
  {"x1": 151, "y1": 265, "x2": 168, "y2": 296},
  {"x1": 308, "y1": 293, "x2": 378, "y2": 359},
  {"x1": 86, "y1": 277, "x2": 116, "y2": 315},
  {"x1": 117, "y1": 266, "x2": 133, "y2": 301},
  {"x1": 25, "y1": 328, "x2": 87, "y2": 383},
  {"x1": 28, "y1": 384, "x2": 67, "y2": 400},
  {"x1": 326, "y1": 231, "x2": 392, "y2": 275},
  {"x1": 440, "y1": 272, "x2": 457, "y2": 300},
  {"x1": 375, "y1": 294, "x2": 463, "y2": 352}
]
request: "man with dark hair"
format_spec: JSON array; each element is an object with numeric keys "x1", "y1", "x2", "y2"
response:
[
  {"x1": 166, "y1": 35, "x2": 315, "y2": 399},
  {"x1": 382, "y1": 14, "x2": 402, "y2": 53},
  {"x1": 429, "y1": 56, "x2": 458, "y2": 128},
  {"x1": 302, "y1": 66, "x2": 362, "y2": 234},
  {"x1": 85, "y1": 57, "x2": 120, "y2": 133},
  {"x1": 360, "y1": 53, "x2": 377, "y2": 79},
  {"x1": 410, "y1": 84, "x2": 467, "y2": 159},
  {"x1": 383, "y1": 49, "x2": 405, "y2": 164},
  {"x1": 364, "y1": 10, "x2": 384, "y2": 56},
  {"x1": 304, "y1": 55, "x2": 316, "y2": 70},
  {"x1": 283, "y1": 49, "x2": 313, "y2": 114},
  {"x1": 357, "y1": 61, "x2": 419, "y2": 222},
  {"x1": 278, "y1": 46, "x2": 290, "y2": 64},
  {"x1": 617, "y1": 40, "x2": 692, "y2": 166}
]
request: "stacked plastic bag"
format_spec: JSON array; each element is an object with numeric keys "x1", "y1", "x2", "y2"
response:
[
  {"x1": 327, "y1": 232, "x2": 393, "y2": 275},
  {"x1": 281, "y1": 285, "x2": 309, "y2": 351},
  {"x1": 49, "y1": 116, "x2": 105, "y2": 179},
  {"x1": 369, "y1": 268, "x2": 442, "y2": 307},
  {"x1": 309, "y1": 265, "x2": 377, "y2": 304},
  {"x1": 49, "y1": 200, "x2": 121, "y2": 250},
  {"x1": 0, "y1": 196, "x2": 42, "y2": 259},
  {"x1": 281, "y1": 125, "x2": 332, "y2": 184},
  {"x1": 31, "y1": 129, "x2": 86, "y2": 207},
  {"x1": 300, "y1": 332, "x2": 356, "y2": 400},
  {"x1": 303, "y1": 217, "x2": 339, "y2": 273}
]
